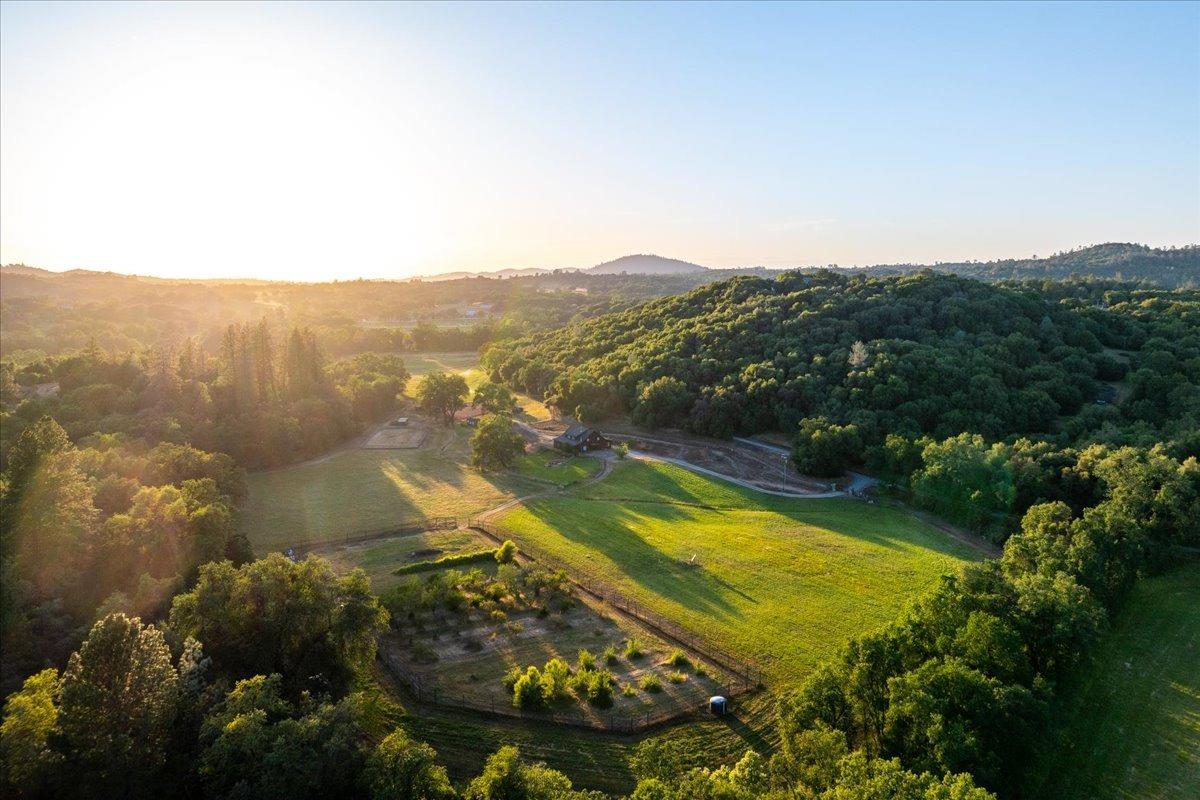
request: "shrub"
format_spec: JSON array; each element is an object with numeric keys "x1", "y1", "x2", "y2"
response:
[
  {"x1": 580, "y1": 669, "x2": 614, "y2": 707},
  {"x1": 495, "y1": 540, "x2": 517, "y2": 564},
  {"x1": 489, "y1": 609, "x2": 508, "y2": 622},
  {"x1": 623, "y1": 637, "x2": 645, "y2": 660},
  {"x1": 666, "y1": 670, "x2": 687, "y2": 684},
  {"x1": 541, "y1": 658, "x2": 572, "y2": 704},
  {"x1": 392, "y1": 548, "x2": 497, "y2": 575},
  {"x1": 621, "y1": 683, "x2": 637, "y2": 697},
  {"x1": 639, "y1": 674, "x2": 662, "y2": 693},
  {"x1": 615, "y1": 441, "x2": 630, "y2": 460},
  {"x1": 502, "y1": 665, "x2": 523, "y2": 694},
  {"x1": 695, "y1": 663, "x2": 707, "y2": 677},
  {"x1": 603, "y1": 645, "x2": 619, "y2": 665},
  {"x1": 576, "y1": 649, "x2": 596, "y2": 672},
  {"x1": 511, "y1": 666, "x2": 543, "y2": 709},
  {"x1": 665, "y1": 649, "x2": 691, "y2": 670}
]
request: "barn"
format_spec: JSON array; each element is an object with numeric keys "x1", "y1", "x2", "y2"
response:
[{"x1": 553, "y1": 425, "x2": 611, "y2": 454}]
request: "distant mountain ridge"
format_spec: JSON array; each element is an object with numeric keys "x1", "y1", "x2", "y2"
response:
[
  {"x1": 4, "y1": 243, "x2": 1194, "y2": 287},
  {"x1": 859, "y1": 243, "x2": 1199, "y2": 288},
  {"x1": 584, "y1": 254, "x2": 709, "y2": 275}
]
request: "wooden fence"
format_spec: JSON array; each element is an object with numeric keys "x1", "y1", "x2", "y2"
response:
[
  {"x1": 468, "y1": 521, "x2": 765, "y2": 688},
  {"x1": 378, "y1": 637, "x2": 756, "y2": 733},
  {"x1": 289, "y1": 516, "x2": 462, "y2": 555}
]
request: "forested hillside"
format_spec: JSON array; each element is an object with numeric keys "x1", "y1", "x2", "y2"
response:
[
  {"x1": 485, "y1": 271, "x2": 1198, "y2": 445},
  {"x1": 865, "y1": 243, "x2": 1199, "y2": 287}
]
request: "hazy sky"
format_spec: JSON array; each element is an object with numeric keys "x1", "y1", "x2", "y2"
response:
[{"x1": 1, "y1": 1, "x2": 1197, "y2": 281}]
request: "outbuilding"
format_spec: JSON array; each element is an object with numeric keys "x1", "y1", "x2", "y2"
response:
[
  {"x1": 709, "y1": 696, "x2": 728, "y2": 716},
  {"x1": 553, "y1": 424, "x2": 611, "y2": 454}
]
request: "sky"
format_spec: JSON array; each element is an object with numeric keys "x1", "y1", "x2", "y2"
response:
[{"x1": 1, "y1": 1, "x2": 1198, "y2": 281}]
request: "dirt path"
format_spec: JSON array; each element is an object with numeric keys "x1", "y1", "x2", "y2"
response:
[{"x1": 474, "y1": 454, "x2": 613, "y2": 524}]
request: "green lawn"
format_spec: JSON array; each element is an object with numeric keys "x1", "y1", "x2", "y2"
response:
[
  {"x1": 510, "y1": 450, "x2": 602, "y2": 485},
  {"x1": 1034, "y1": 562, "x2": 1200, "y2": 800},
  {"x1": 491, "y1": 460, "x2": 985, "y2": 686},
  {"x1": 242, "y1": 440, "x2": 540, "y2": 552}
]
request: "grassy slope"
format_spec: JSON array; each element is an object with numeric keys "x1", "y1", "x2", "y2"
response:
[
  {"x1": 510, "y1": 450, "x2": 602, "y2": 485},
  {"x1": 1035, "y1": 562, "x2": 1200, "y2": 800},
  {"x1": 318, "y1": 527, "x2": 497, "y2": 593},
  {"x1": 241, "y1": 430, "x2": 539, "y2": 551},
  {"x1": 492, "y1": 460, "x2": 983, "y2": 687}
]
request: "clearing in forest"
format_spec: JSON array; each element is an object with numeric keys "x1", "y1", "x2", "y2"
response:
[
  {"x1": 1034, "y1": 562, "x2": 1200, "y2": 800},
  {"x1": 491, "y1": 459, "x2": 986, "y2": 686}
]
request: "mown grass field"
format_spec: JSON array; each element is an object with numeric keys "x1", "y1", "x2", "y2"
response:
[
  {"x1": 510, "y1": 450, "x2": 602, "y2": 485},
  {"x1": 492, "y1": 459, "x2": 985, "y2": 686},
  {"x1": 1035, "y1": 562, "x2": 1200, "y2": 800},
  {"x1": 241, "y1": 431, "x2": 540, "y2": 551}
]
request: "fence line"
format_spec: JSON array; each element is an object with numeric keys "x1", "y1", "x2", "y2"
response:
[
  {"x1": 289, "y1": 517, "x2": 462, "y2": 555},
  {"x1": 467, "y1": 522, "x2": 765, "y2": 688}
]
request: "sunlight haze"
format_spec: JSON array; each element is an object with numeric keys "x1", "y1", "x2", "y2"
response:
[{"x1": 2, "y1": 1, "x2": 1197, "y2": 280}]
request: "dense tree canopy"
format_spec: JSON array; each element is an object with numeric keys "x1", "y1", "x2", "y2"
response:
[
  {"x1": 168, "y1": 555, "x2": 388, "y2": 697},
  {"x1": 484, "y1": 272, "x2": 1198, "y2": 456}
]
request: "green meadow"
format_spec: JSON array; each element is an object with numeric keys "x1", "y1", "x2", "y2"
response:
[
  {"x1": 1035, "y1": 562, "x2": 1200, "y2": 800},
  {"x1": 491, "y1": 459, "x2": 986, "y2": 686}
]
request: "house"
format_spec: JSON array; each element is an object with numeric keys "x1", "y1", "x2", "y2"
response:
[{"x1": 553, "y1": 424, "x2": 610, "y2": 453}]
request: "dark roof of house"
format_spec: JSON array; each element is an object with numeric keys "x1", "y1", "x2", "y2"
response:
[{"x1": 554, "y1": 425, "x2": 595, "y2": 445}]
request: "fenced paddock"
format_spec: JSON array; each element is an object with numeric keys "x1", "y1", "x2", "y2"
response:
[
  {"x1": 468, "y1": 522, "x2": 765, "y2": 689},
  {"x1": 379, "y1": 637, "x2": 755, "y2": 733}
]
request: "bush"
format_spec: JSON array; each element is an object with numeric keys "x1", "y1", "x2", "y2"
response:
[
  {"x1": 580, "y1": 669, "x2": 614, "y2": 707},
  {"x1": 666, "y1": 670, "x2": 687, "y2": 684},
  {"x1": 541, "y1": 658, "x2": 572, "y2": 705},
  {"x1": 502, "y1": 665, "x2": 523, "y2": 694},
  {"x1": 623, "y1": 638, "x2": 645, "y2": 660},
  {"x1": 665, "y1": 649, "x2": 691, "y2": 670},
  {"x1": 621, "y1": 683, "x2": 637, "y2": 697},
  {"x1": 511, "y1": 666, "x2": 543, "y2": 709},
  {"x1": 576, "y1": 649, "x2": 596, "y2": 672},
  {"x1": 393, "y1": 548, "x2": 497, "y2": 575},
  {"x1": 639, "y1": 674, "x2": 662, "y2": 693},
  {"x1": 614, "y1": 441, "x2": 629, "y2": 460},
  {"x1": 603, "y1": 645, "x2": 619, "y2": 665},
  {"x1": 495, "y1": 540, "x2": 517, "y2": 564}
]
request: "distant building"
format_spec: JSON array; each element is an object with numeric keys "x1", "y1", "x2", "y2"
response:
[{"x1": 553, "y1": 425, "x2": 610, "y2": 453}]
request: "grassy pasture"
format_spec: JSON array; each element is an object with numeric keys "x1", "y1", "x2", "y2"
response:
[
  {"x1": 241, "y1": 434, "x2": 541, "y2": 551},
  {"x1": 1035, "y1": 562, "x2": 1200, "y2": 800},
  {"x1": 315, "y1": 527, "x2": 497, "y2": 593},
  {"x1": 510, "y1": 450, "x2": 602, "y2": 485},
  {"x1": 492, "y1": 460, "x2": 984, "y2": 686}
]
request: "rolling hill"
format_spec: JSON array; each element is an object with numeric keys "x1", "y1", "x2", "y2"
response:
[{"x1": 584, "y1": 254, "x2": 709, "y2": 275}]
